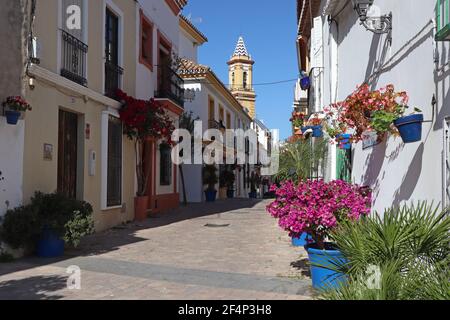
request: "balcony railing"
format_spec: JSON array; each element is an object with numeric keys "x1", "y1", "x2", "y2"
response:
[
  {"x1": 155, "y1": 66, "x2": 185, "y2": 108},
  {"x1": 105, "y1": 60, "x2": 123, "y2": 98},
  {"x1": 60, "y1": 30, "x2": 88, "y2": 86}
]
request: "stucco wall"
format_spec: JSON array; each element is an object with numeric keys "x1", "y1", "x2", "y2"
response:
[
  {"x1": 318, "y1": 0, "x2": 450, "y2": 213},
  {"x1": 22, "y1": 0, "x2": 138, "y2": 231},
  {"x1": 0, "y1": 1, "x2": 26, "y2": 217}
]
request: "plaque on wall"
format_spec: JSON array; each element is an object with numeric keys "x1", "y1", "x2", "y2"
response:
[
  {"x1": 362, "y1": 131, "x2": 381, "y2": 150},
  {"x1": 43, "y1": 143, "x2": 53, "y2": 161}
]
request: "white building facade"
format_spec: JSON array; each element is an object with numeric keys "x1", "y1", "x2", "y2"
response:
[{"x1": 298, "y1": 0, "x2": 450, "y2": 213}]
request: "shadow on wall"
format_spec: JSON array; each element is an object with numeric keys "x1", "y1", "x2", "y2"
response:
[
  {"x1": 392, "y1": 143, "x2": 424, "y2": 207},
  {"x1": 360, "y1": 139, "x2": 387, "y2": 203}
]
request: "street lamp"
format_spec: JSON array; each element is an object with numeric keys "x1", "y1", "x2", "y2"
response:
[{"x1": 352, "y1": 0, "x2": 392, "y2": 44}]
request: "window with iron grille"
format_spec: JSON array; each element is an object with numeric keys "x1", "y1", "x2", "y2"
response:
[
  {"x1": 60, "y1": 0, "x2": 88, "y2": 86},
  {"x1": 436, "y1": 0, "x2": 450, "y2": 41},
  {"x1": 140, "y1": 10, "x2": 153, "y2": 70},
  {"x1": 160, "y1": 144, "x2": 172, "y2": 186},
  {"x1": 107, "y1": 115, "x2": 122, "y2": 207},
  {"x1": 105, "y1": 8, "x2": 123, "y2": 97}
]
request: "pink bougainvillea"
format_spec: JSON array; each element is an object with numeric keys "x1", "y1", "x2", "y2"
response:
[{"x1": 267, "y1": 180, "x2": 372, "y2": 249}]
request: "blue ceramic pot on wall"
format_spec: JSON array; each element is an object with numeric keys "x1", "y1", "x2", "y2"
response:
[
  {"x1": 305, "y1": 243, "x2": 347, "y2": 290},
  {"x1": 312, "y1": 126, "x2": 324, "y2": 138},
  {"x1": 394, "y1": 114, "x2": 424, "y2": 144},
  {"x1": 5, "y1": 111, "x2": 21, "y2": 125},
  {"x1": 336, "y1": 134, "x2": 352, "y2": 150},
  {"x1": 37, "y1": 227, "x2": 65, "y2": 258}
]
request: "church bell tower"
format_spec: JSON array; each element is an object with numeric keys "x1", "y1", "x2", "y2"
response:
[{"x1": 228, "y1": 36, "x2": 257, "y2": 119}]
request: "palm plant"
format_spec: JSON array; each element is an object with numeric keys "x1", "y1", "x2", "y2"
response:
[
  {"x1": 275, "y1": 138, "x2": 328, "y2": 183},
  {"x1": 320, "y1": 202, "x2": 450, "y2": 300}
]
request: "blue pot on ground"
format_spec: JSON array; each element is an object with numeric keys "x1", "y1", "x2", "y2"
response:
[
  {"x1": 37, "y1": 228, "x2": 65, "y2": 258},
  {"x1": 5, "y1": 110, "x2": 21, "y2": 125},
  {"x1": 227, "y1": 190, "x2": 235, "y2": 199},
  {"x1": 305, "y1": 243, "x2": 347, "y2": 291},
  {"x1": 205, "y1": 190, "x2": 217, "y2": 202},
  {"x1": 394, "y1": 114, "x2": 424, "y2": 144},
  {"x1": 291, "y1": 233, "x2": 312, "y2": 247},
  {"x1": 312, "y1": 125, "x2": 323, "y2": 138},
  {"x1": 249, "y1": 191, "x2": 258, "y2": 199},
  {"x1": 336, "y1": 134, "x2": 352, "y2": 150}
]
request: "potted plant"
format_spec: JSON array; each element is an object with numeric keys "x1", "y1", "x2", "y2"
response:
[
  {"x1": 2, "y1": 96, "x2": 32, "y2": 125},
  {"x1": 290, "y1": 112, "x2": 306, "y2": 131},
  {"x1": 325, "y1": 123, "x2": 353, "y2": 150},
  {"x1": 0, "y1": 192, "x2": 94, "y2": 258},
  {"x1": 309, "y1": 115, "x2": 324, "y2": 138},
  {"x1": 393, "y1": 107, "x2": 423, "y2": 144},
  {"x1": 267, "y1": 180, "x2": 372, "y2": 290},
  {"x1": 116, "y1": 90, "x2": 175, "y2": 221},
  {"x1": 203, "y1": 165, "x2": 218, "y2": 202},
  {"x1": 249, "y1": 172, "x2": 260, "y2": 199},
  {"x1": 222, "y1": 170, "x2": 236, "y2": 199}
]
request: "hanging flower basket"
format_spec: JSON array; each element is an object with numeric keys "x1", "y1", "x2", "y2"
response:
[
  {"x1": 2, "y1": 96, "x2": 32, "y2": 126},
  {"x1": 394, "y1": 114, "x2": 424, "y2": 144}
]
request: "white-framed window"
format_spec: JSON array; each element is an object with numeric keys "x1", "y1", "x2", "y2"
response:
[{"x1": 101, "y1": 110, "x2": 123, "y2": 210}]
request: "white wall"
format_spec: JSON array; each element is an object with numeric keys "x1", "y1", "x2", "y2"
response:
[
  {"x1": 179, "y1": 29, "x2": 198, "y2": 62},
  {"x1": 135, "y1": 0, "x2": 181, "y2": 100},
  {"x1": 0, "y1": 119, "x2": 24, "y2": 217},
  {"x1": 318, "y1": 0, "x2": 450, "y2": 213}
]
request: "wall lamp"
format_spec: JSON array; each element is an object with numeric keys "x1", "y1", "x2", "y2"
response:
[{"x1": 352, "y1": 0, "x2": 393, "y2": 44}]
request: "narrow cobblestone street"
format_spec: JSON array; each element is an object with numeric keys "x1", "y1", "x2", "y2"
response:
[{"x1": 0, "y1": 199, "x2": 313, "y2": 300}]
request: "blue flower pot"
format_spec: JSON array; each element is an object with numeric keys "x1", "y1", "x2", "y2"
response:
[
  {"x1": 301, "y1": 126, "x2": 312, "y2": 134},
  {"x1": 5, "y1": 110, "x2": 21, "y2": 125},
  {"x1": 205, "y1": 190, "x2": 217, "y2": 202},
  {"x1": 249, "y1": 191, "x2": 258, "y2": 199},
  {"x1": 37, "y1": 228, "x2": 65, "y2": 258},
  {"x1": 336, "y1": 134, "x2": 352, "y2": 150},
  {"x1": 291, "y1": 233, "x2": 312, "y2": 247},
  {"x1": 312, "y1": 126, "x2": 323, "y2": 138},
  {"x1": 305, "y1": 244, "x2": 347, "y2": 291},
  {"x1": 227, "y1": 190, "x2": 235, "y2": 199},
  {"x1": 300, "y1": 76, "x2": 311, "y2": 90},
  {"x1": 394, "y1": 114, "x2": 424, "y2": 144}
]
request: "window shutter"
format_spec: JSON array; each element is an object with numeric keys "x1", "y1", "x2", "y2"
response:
[
  {"x1": 310, "y1": 16, "x2": 324, "y2": 112},
  {"x1": 107, "y1": 116, "x2": 122, "y2": 207}
]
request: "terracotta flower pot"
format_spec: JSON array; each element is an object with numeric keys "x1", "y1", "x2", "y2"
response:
[{"x1": 134, "y1": 196, "x2": 149, "y2": 222}]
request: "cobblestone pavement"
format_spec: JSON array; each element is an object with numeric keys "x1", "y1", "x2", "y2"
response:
[{"x1": 0, "y1": 199, "x2": 312, "y2": 300}]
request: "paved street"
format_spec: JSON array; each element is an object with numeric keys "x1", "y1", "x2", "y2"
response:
[{"x1": 0, "y1": 199, "x2": 312, "y2": 300}]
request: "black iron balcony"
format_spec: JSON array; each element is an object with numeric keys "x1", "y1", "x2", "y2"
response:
[
  {"x1": 60, "y1": 30, "x2": 88, "y2": 86},
  {"x1": 155, "y1": 66, "x2": 185, "y2": 108},
  {"x1": 105, "y1": 60, "x2": 124, "y2": 98}
]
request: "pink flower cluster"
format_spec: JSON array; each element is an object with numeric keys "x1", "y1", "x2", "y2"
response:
[{"x1": 266, "y1": 180, "x2": 372, "y2": 245}]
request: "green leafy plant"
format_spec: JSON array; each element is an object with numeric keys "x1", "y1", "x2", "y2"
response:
[
  {"x1": 203, "y1": 165, "x2": 218, "y2": 192},
  {"x1": 320, "y1": 202, "x2": 450, "y2": 300},
  {"x1": 221, "y1": 169, "x2": 236, "y2": 191},
  {"x1": 0, "y1": 192, "x2": 94, "y2": 250},
  {"x1": 274, "y1": 139, "x2": 328, "y2": 183}
]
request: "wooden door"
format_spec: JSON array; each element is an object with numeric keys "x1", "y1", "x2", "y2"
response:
[{"x1": 58, "y1": 110, "x2": 78, "y2": 198}]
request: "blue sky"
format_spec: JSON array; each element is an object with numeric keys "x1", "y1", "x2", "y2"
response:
[{"x1": 183, "y1": 0, "x2": 298, "y2": 140}]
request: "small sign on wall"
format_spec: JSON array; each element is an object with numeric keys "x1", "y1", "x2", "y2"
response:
[
  {"x1": 85, "y1": 123, "x2": 91, "y2": 140},
  {"x1": 43, "y1": 143, "x2": 53, "y2": 161},
  {"x1": 362, "y1": 131, "x2": 381, "y2": 150}
]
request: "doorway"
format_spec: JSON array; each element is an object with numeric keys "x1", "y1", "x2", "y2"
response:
[{"x1": 58, "y1": 110, "x2": 78, "y2": 199}]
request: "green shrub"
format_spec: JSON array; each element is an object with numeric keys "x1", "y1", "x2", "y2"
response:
[
  {"x1": 0, "y1": 192, "x2": 94, "y2": 250},
  {"x1": 320, "y1": 202, "x2": 450, "y2": 300}
]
